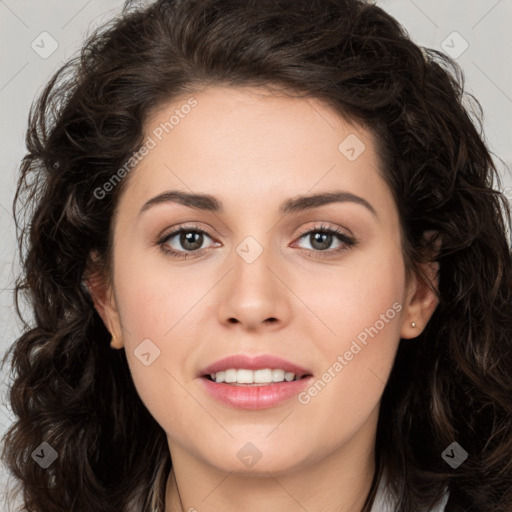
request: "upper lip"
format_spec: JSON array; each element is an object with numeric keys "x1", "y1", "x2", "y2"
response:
[{"x1": 199, "y1": 354, "x2": 312, "y2": 378}]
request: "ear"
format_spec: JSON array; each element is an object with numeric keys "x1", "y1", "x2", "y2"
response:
[
  {"x1": 83, "y1": 251, "x2": 124, "y2": 349},
  {"x1": 400, "y1": 231, "x2": 441, "y2": 339}
]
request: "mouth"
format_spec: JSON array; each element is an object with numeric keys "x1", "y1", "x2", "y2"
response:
[
  {"x1": 202, "y1": 369, "x2": 312, "y2": 386},
  {"x1": 199, "y1": 365, "x2": 315, "y2": 410},
  {"x1": 197, "y1": 353, "x2": 313, "y2": 409}
]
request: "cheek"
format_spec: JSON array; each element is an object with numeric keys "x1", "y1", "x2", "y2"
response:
[
  {"x1": 295, "y1": 236, "x2": 406, "y2": 347},
  {"x1": 291, "y1": 241, "x2": 405, "y2": 417},
  {"x1": 113, "y1": 248, "x2": 206, "y2": 339},
  {"x1": 111, "y1": 250, "x2": 217, "y2": 427}
]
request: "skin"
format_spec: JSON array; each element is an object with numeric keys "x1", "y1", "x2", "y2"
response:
[{"x1": 88, "y1": 85, "x2": 438, "y2": 512}]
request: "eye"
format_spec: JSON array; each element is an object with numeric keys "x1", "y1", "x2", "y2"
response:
[
  {"x1": 156, "y1": 223, "x2": 357, "y2": 260},
  {"x1": 293, "y1": 224, "x2": 356, "y2": 257},
  {"x1": 156, "y1": 225, "x2": 218, "y2": 259}
]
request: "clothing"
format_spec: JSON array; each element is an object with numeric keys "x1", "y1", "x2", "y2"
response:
[{"x1": 370, "y1": 473, "x2": 450, "y2": 511}]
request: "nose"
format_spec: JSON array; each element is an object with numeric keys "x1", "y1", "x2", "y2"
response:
[{"x1": 216, "y1": 241, "x2": 291, "y2": 332}]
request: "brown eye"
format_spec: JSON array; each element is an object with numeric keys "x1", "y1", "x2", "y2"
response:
[
  {"x1": 308, "y1": 231, "x2": 335, "y2": 251},
  {"x1": 157, "y1": 226, "x2": 218, "y2": 258},
  {"x1": 175, "y1": 231, "x2": 205, "y2": 251},
  {"x1": 294, "y1": 225, "x2": 356, "y2": 256}
]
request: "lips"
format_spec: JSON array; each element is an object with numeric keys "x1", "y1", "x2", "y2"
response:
[
  {"x1": 197, "y1": 354, "x2": 314, "y2": 409},
  {"x1": 199, "y1": 354, "x2": 312, "y2": 378}
]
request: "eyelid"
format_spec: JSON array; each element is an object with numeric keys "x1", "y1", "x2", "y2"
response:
[
  {"x1": 158, "y1": 223, "x2": 214, "y2": 240},
  {"x1": 294, "y1": 222, "x2": 354, "y2": 239},
  {"x1": 157, "y1": 222, "x2": 352, "y2": 242}
]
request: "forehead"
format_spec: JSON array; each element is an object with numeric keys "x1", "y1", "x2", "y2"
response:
[{"x1": 119, "y1": 85, "x2": 394, "y2": 220}]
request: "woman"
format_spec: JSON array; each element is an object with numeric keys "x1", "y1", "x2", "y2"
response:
[{"x1": 2, "y1": 0, "x2": 511, "y2": 511}]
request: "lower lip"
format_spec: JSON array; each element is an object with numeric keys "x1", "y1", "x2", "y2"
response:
[{"x1": 199, "y1": 376, "x2": 313, "y2": 410}]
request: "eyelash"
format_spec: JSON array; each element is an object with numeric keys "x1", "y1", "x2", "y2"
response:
[{"x1": 156, "y1": 223, "x2": 357, "y2": 260}]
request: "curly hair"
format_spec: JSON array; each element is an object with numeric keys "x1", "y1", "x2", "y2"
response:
[{"x1": 2, "y1": 0, "x2": 511, "y2": 511}]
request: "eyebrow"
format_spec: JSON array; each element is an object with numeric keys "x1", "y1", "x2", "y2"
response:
[{"x1": 138, "y1": 190, "x2": 377, "y2": 218}]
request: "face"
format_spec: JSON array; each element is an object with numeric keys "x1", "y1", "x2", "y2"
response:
[{"x1": 90, "y1": 85, "x2": 437, "y2": 477}]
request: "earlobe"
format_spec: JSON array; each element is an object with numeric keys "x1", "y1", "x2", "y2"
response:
[
  {"x1": 109, "y1": 332, "x2": 124, "y2": 350},
  {"x1": 400, "y1": 260, "x2": 440, "y2": 339},
  {"x1": 400, "y1": 231, "x2": 441, "y2": 339}
]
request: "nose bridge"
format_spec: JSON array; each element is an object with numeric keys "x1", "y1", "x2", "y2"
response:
[
  {"x1": 216, "y1": 230, "x2": 290, "y2": 330},
  {"x1": 232, "y1": 232, "x2": 277, "y2": 301}
]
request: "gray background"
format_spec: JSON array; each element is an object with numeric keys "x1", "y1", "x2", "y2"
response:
[{"x1": 1, "y1": 0, "x2": 511, "y2": 507}]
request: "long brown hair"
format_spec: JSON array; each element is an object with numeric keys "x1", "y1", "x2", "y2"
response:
[{"x1": 2, "y1": 1, "x2": 511, "y2": 511}]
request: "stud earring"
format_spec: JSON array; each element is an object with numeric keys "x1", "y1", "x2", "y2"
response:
[{"x1": 411, "y1": 322, "x2": 416, "y2": 328}]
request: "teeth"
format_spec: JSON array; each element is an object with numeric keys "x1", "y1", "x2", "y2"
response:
[
  {"x1": 272, "y1": 369, "x2": 285, "y2": 382},
  {"x1": 284, "y1": 371, "x2": 295, "y2": 382},
  {"x1": 209, "y1": 368, "x2": 301, "y2": 385}
]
